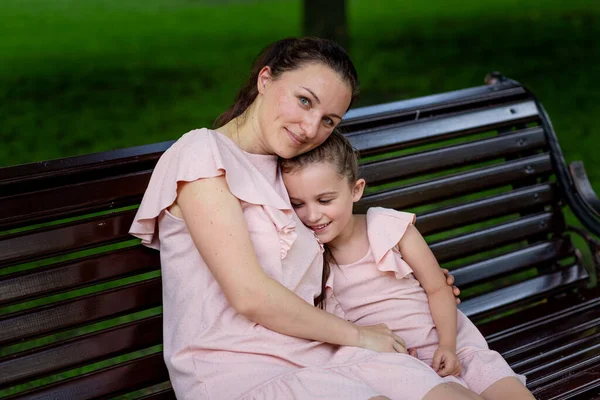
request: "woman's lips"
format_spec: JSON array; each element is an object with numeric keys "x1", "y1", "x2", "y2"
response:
[{"x1": 285, "y1": 128, "x2": 305, "y2": 146}]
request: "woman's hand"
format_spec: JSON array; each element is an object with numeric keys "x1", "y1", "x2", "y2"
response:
[
  {"x1": 358, "y1": 324, "x2": 408, "y2": 354},
  {"x1": 432, "y1": 345, "x2": 461, "y2": 377},
  {"x1": 441, "y1": 268, "x2": 461, "y2": 305}
]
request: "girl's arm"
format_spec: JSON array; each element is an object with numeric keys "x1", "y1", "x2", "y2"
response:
[
  {"x1": 176, "y1": 176, "x2": 405, "y2": 353},
  {"x1": 398, "y1": 225, "x2": 460, "y2": 373}
]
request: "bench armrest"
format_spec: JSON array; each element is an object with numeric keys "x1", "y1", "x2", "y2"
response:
[{"x1": 570, "y1": 161, "x2": 600, "y2": 218}]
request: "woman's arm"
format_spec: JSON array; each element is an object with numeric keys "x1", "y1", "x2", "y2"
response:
[
  {"x1": 176, "y1": 176, "x2": 404, "y2": 353},
  {"x1": 398, "y1": 225, "x2": 458, "y2": 352}
]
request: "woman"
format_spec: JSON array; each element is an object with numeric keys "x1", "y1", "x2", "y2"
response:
[{"x1": 130, "y1": 37, "x2": 478, "y2": 400}]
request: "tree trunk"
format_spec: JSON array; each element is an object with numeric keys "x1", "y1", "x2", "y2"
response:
[{"x1": 303, "y1": 0, "x2": 349, "y2": 51}]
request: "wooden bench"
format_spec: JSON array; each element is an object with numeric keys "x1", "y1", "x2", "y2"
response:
[{"x1": 1, "y1": 75, "x2": 599, "y2": 400}]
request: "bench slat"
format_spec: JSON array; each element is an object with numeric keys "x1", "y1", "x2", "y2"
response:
[
  {"x1": 459, "y1": 264, "x2": 588, "y2": 318},
  {"x1": 0, "y1": 278, "x2": 161, "y2": 346},
  {"x1": 527, "y1": 349, "x2": 600, "y2": 388},
  {"x1": 0, "y1": 315, "x2": 162, "y2": 388},
  {"x1": 342, "y1": 82, "x2": 528, "y2": 125},
  {"x1": 481, "y1": 287, "x2": 600, "y2": 342},
  {"x1": 4, "y1": 353, "x2": 169, "y2": 400},
  {"x1": 357, "y1": 153, "x2": 553, "y2": 212},
  {"x1": 531, "y1": 361, "x2": 600, "y2": 399},
  {"x1": 451, "y1": 238, "x2": 572, "y2": 287},
  {"x1": 504, "y1": 309, "x2": 600, "y2": 360},
  {"x1": 136, "y1": 387, "x2": 177, "y2": 400},
  {"x1": 0, "y1": 246, "x2": 159, "y2": 306},
  {"x1": 360, "y1": 127, "x2": 546, "y2": 186},
  {"x1": 348, "y1": 101, "x2": 539, "y2": 156},
  {"x1": 513, "y1": 330, "x2": 600, "y2": 373},
  {"x1": 0, "y1": 210, "x2": 137, "y2": 268},
  {"x1": 417, "y1": 183, "x2": 556, "y2": 236},
  {"x1": 0, "y1": 171, "x2": 150, "y2": 232},
  {"x1": 430, "y1": 212, "x2": 561, "y2": 263}
]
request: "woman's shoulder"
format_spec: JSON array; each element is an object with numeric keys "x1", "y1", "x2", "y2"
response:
[{"x1": 129, "y1": 128, "x2": 290, "y2": 249}]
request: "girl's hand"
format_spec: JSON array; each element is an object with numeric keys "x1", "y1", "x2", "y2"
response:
[
  {"x1": 358, "y1": 324, "x2": 408, "y2": 354},
  {"x1": 440, "y1": 268, "x2": 461, "y2": 305},
  {"x1": 432, "y1": 346, "x2": 461, "y2": 377}
]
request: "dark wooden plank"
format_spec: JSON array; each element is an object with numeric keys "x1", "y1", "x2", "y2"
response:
[
  {"x1": 4, "y1": 353, "x2": 169, "y2": 400},
  {"x1": 450, "y1": 238, "x2": 572, "y2": 287},
  {"x1": 0, "y1": 210, "x2": 137, "y2": 268},
  {"x1": 512, "y1": 330, "x2": 600, "y2": 373},
  {"x1": 360, "y1": 127, "x2": 547, "y2": 186},
  {"x1": 357, "y1": 153, "x2": 553, "y2": 212},
  {"x1": 481, "y1": 286, "x2": 600, "y2": 342},
  {"x1": 136, "y1": 387, "x2": 176, "y2": 400},
  {"x1": 0, "y1": 278, "x2": 161, "y2": 346},
  {"x1": 459, "y1": 264, "x2": 588, "y2": 318},
  {"x1": 347, "y1": 101, "x2": 539, "y2": 156},
  {"x1": 430, "y1": 212, "x2": 561, "y2": 263},
  {"x1": 531, "y1": 362, "x2": 600, "y2": 399},
  {"x1": 417, "y1": 183, "x2": 556, "y2": 236},
  {"x1": 527, "y1": 352, "x2": 600, "y2": 391},
  {"x1": 0, "y1": 141, "x2": 169, "y2": 189},
  {"x1": 499, "y1": 305, "x2": 600, "y2": 362},
  {"x1": 341, "y1": 81, "x2": 528, "y2": 126},
  {"x1": 0, "y1": 246, "x2": 159, "y2": 306},
  {"x1": 0, "y1": 171, "x2": 150, "y2": 231},
  {"x1": 0, "y1": 316, "x2": 162, "y2": 388}
]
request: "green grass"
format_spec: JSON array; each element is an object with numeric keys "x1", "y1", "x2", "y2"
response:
[{"x1": 1, "y1": 0, "x2": 598, "y2": 200}]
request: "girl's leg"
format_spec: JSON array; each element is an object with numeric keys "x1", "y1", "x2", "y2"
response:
[
  {"x1": 423, "y1": 382, "x2": 484, "y2": 400},
  {"x1": 480, "y1": 377, "x2": 535, "y2": 400}
]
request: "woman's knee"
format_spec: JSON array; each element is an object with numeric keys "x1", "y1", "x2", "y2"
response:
[{"x1": 368, "y1": 397, "x2": 391, "y2": 400}]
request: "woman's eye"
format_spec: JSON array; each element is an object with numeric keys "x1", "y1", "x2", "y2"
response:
[
  {"x1": 299, "y1": 96, "x2": 310, "y2": 107},
  {"x1": 323, "y1": 117, "x2": 334, "y2": 127}
]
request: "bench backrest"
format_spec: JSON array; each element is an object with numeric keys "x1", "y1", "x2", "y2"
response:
[{"x1": 0, "y1": 78, "x2": 588, "y2": 399}]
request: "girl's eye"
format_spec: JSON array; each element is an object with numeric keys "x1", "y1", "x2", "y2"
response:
[
  {"x1": 319, "y1": 199, "x2": 332, "y2": 205},
  {"x1": 299, "y1": 96, "x2": 311, "y2": 107},
  {"x1": 291, "y1": 203, "x2": 303, "y2": 208},
  {"x1": 323, "y1": 117, "x2": 334, "y2": 127}
]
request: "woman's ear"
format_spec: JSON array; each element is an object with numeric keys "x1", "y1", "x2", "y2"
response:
[
  {"x1": 257, "y1": 66, "x2": 272, "y2": 94},
  {"x1": 352, "y1": 179, "x2": 366, "y2": 202}
]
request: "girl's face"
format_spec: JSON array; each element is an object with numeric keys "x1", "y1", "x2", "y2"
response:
[
  {"x1": 255, "y1": 63, "x2": 352, "y2": 159},
  {"x1": 283, "y1": 162, "x2": 365, "y2": 245}
]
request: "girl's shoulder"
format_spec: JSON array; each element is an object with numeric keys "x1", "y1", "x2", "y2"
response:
[{"x1": 365, "y1": 207, "x2": 416, "y2": 279}]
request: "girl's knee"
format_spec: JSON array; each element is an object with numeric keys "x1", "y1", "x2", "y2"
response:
[{"x1": 423, "y1": 382, "x2": 484, "y2": 400}]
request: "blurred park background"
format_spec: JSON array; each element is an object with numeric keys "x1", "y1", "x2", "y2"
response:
[{"x1": 1, "y1": 0, "x2": 598, "y2": 195}]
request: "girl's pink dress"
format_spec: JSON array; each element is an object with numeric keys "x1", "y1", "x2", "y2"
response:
[
  {"x1": 325, "y1": 207, "x2": 527, "y2": 395},
  {"x1": 130, "y1": 129, "x2": 468, "y2": 400}
]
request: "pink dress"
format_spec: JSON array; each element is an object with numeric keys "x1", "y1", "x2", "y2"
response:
[
  {"x1": 130, "y1": 129, "x2": 467, "y2": 400},
  {"x1": 325, "y1": 207, "x2": 527, "y2": 395}
]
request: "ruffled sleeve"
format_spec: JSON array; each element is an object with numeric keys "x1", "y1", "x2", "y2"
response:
[
  {"x1": 367, "y1": 207, "x2": 416, "y2": 279},
  {"x1": 129, "y1": 128, "x2": 294, "y2": 251}
]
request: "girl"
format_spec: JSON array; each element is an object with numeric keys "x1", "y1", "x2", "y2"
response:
[{"x1": 281, "y1": 130, "x2": 535, "y2": 400}]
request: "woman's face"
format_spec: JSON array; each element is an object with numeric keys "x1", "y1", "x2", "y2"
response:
[{"x1": 256, "y1": 63, "x2": 352, "y2": 159}]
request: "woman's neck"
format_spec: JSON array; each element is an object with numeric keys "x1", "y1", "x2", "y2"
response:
[{"x1": 219, "y1": 103, "x2": 271, "y2": 155}]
